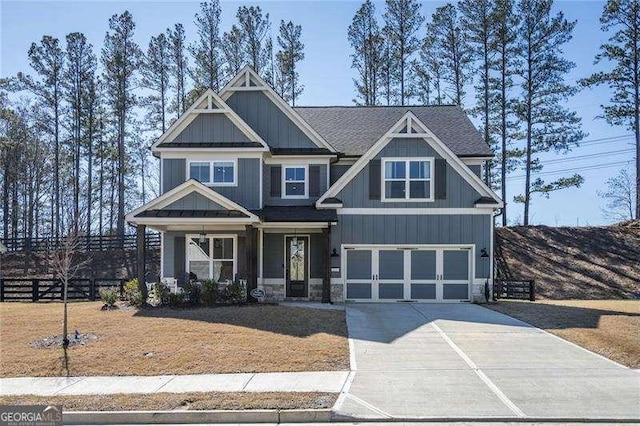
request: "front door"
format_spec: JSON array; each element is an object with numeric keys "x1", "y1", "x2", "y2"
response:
[{"x1": 285, "y1": 236, "x2": 308, "y2": 298}]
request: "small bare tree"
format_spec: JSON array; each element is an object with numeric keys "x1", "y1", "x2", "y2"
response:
[
  {"x1": 599, "y1": 169, "x2": 636, "y2": 222},
  {"x1": 49, "y1": 227, "x2": 88, "y2": 372}
]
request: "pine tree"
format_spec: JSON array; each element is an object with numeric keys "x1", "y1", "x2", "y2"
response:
[
  {"x1": 141, "y1": 33, "x2": 171, "y2": 134},
  {"x1": 581, "y1": 0, "x2": 640, "y2": 220},
  {"x1": 223, "y1": 25, "x2": 246, "y2": 77},
  {"x1": 18, "y1": 36, "x2": 65, "y2": 238},
  {"x1": 101, "y1": 11, "x2": 142, "y2": 241},
  {"x1": 513, "y1": 0, "x2": 586, "y2": 225},
  {"x1": 348, "y1": 0, "x2": 384, "y2": 105},
  {"x1": 383, "y1": 0, "x2": 423, "y2": 106},
  {"x1": 276, "y1": 20, "x2": 305, "y2": 106},
  {"x1": 167, "y1": 23, "x2": 188, "y2": 121},
  {"x1": 236, "y1": 6, "x2": 272, "y2": 79},
  {"x1": 427, "y1": 4, "x2": 472, "y2": 107},
  {"x1": 190, "y1": 0, "x2": 223, "y2": 93}
]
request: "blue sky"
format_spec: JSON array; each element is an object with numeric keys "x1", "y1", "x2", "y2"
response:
[{"x1": 0, "y1": 0, "x2": 636, "y2": 226}]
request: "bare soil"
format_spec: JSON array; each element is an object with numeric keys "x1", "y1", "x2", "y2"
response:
[
  {"x1": 0, "y1": 392, "x2": 337, "y2": 411},
  {"x1": 486, "y1": 299, "x2": 640, "y2": 368},
  {"x1": 495, "y1": 220, "x2": 640, "y2": 299},
  {"x1": 0, "y1": 302, "x2": 349, "y2": 377}
]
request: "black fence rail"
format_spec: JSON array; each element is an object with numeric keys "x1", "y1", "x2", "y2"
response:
[
  {"x1": 0, "y1": 278, "x2": 126, "y2": 302},
  {"x1": 3, "y1": 233, "x2": 160, "y2": 253},
  {"x1": 494, "y1": 279, "x2": 535, "y2": 301}
]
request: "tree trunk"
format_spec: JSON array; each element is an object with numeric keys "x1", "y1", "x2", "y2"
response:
[{"x1": 501, "y1": 46, "x2": 508, "y2": 227}]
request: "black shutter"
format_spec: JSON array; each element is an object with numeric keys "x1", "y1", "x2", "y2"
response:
[
  {"x1": 369, "y1": 159, "x2": 381, "y2": 200},
  {"x1": 309, "y1": 165, "x2": 321, "y2": 197},
  {"x1": 270, "y1": 166, "x2": 281, "y2": 197},
  {"x1": 175, "y1": 236, "x2": 186, "y2": 285},
  {"x1": 435, "y1": 158, "x2": 447, "y2": 200}
]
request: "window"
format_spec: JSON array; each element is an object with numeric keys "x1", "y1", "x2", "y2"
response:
[
  {"x1": 283, "y1": 165, "x2": 307, "y2": 198},
  {"x1": 187, "y1": 235, "x2": 236, "y2": 282},
  {"x1": 188, "y1": 160, "x2": 236, "y2": 186},
  {"x1": 382, "y1": 158, "x2": 434, "y2": 201}
]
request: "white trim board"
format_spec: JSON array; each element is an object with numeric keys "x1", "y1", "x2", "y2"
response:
[
  {"x1": 337, "y1": 208, "x2": 494, "y2": 215},
  {"x1": 151, "y1": 88, "x2": 269, "y2": 151},
  {"x1": 219, "y1": 66, "x2": 336, "y2": 152},
  {"x1": 316, "y1": 112, "x2": 503, "y2": 208}
]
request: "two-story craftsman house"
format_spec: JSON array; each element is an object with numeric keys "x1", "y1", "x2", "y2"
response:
[{"x1": 126, "y1": 66, "x2": 502, "y2": 303}]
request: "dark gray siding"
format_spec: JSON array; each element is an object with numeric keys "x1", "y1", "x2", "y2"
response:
[
  {"x1": 263, "y1": 163, "x2": 327, "y2": 206},
  {"x1": 163, "y1": 192, "x2": 226, "y2": 210},
  {"x1": 330, "y1": 164, "x2": 351, "y2": 185},
  {"x1": 162, "y1": 159, "x2": 186, "y2": 194},
  {"x1": 336, "y1": 138, "x2": 481, "y2": 208},
  {"x1": 331, "y1": 214, "x2": 491, "y2": 278},
  {"x1": 263, "y1": 232, "x2": 324, "y2": 279},
  {"x1": 162, "y1": 158, "x2": 260, "y2": 209},
  {"x1": 226, "y1": 91, "x2": 318, "y2": 149},
  {"x1": 171, "y1": 114, "x2": 251, "y2": 144},
  {"x1": 468, "y1": 164, "x2": 482, "y2": 178}
]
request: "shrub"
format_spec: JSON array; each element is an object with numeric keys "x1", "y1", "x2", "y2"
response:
[
  {"x1": 99, "y1": 287, "x2": 118, "y2": 307},
  {"x1": 123, "y1": 279, "x2": 145, "y2": 306},
  {"x1": 166, "y1": 292, "x2": 185, "y2": 308},
  {"x1": 182, "y1": 280, "x2": 202, "y2": 306},
  {"x1": 201, "y1": 280, "x2": 219, "y2": 306},
  {"x1": 148, "y1": 281, "x2": 171, "y2": 307},
  {"x1": 221, "y1": 281, "x2": 246, "y2": 304}
]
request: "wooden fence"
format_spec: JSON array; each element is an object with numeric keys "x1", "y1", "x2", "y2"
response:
[
  {"x1": 494, "y1": 279, "x2": 535, "y2": 301},
  {"x1": 0, "y1": 278, "x2": 126, "y2": 302},
  {"x1": 3, "y1": 233, "x2": 160, "y2": 253}
]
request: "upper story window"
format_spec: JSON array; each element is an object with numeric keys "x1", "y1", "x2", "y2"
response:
[
  {"x1": 188, "y1": 160, "x2": 237, "y2": 186},
  {"x1": 382, "y1": 158, "x2": 434, "y2": 201},
  {"x1": 282, "y1": 165, "x2": 307, "y2": 199}
]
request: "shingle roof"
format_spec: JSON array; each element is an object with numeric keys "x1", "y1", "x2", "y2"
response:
[
  {"x1": 135, "y1": 210, "x2": 248, "y2": 218},
  {"x1": 157, "y1": 142, "x2": 263, "y2": 148},
  {"x1": 254, "y1": 206, "x2": 337, "y2": 223},
  {"x1": 294, "y1": 105, "x2": 491, "y2": 157}
]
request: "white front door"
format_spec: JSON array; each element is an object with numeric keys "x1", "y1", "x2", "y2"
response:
[{"x1": 344, "y1": 246, "x2": 471, "y2": 302}]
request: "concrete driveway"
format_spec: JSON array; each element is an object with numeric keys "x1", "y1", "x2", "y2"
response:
[{"x1": 335, "y1": 303, "x2": 640, "y2": 421}]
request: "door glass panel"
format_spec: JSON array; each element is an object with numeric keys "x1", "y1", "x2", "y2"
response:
[
  {"x1": 289, "y1": 238, "x2": 305, "y2": 281},
  {"x1": 346, "y1": 250, "x2": 372, "y2": 280},
  {"x1": 188, "y1": 237, "x2": 210, "y2": 280},
  {"x1": 213, "y1": 238, "x2": 233, "y2": 260},
  {"x1": 379, "y1": 250, "x2": 403, "y2": 280},
  {"x1": 443, "y1": 250, "x2": 469, "y2": 280},
  {"x1": 379, "y1": 283, "x2": 403, "y2": 299},
  {"x1": 213, "y1": 261, "x2": 233, "y2": 282},
  {"x1": 411, "y1": 250, "x2": 437, "y2": 280}
]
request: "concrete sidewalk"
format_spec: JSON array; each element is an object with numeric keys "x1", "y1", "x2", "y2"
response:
[{"x1": 0, "y1": 371, "x2": 350, "y2": 396}]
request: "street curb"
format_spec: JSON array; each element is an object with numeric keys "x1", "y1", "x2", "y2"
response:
[
  {"x1": 63, "y1": 409, "x2": 640, "y2": 424},
  {"x1": 63, "y1": 409, "x2": 331, "y2": 424}
]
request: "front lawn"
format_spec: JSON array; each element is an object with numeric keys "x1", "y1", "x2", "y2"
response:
[
  {"x1": 0, "y1": 391, "x2": 337, "y2": 411},
  {"x1": 0, "y1": 302, "x2": 349, "y2": 377},
  {"x1": 486, "y1": 299, "x2": 640, "y2": 368}
]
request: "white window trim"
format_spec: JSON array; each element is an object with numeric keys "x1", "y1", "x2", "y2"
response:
[
  {"x1": 282, "y1": 164, "x2": 308, "y2": 199},
  {"x1": 185, "y1": 234, "x2": 238, "y2": 282},
  {"x1": 381, "y1": 157, "x2": 435, "y2": 202},
  {"x1": 187, "y1": 159, "x2": 238, "y2": 187}
]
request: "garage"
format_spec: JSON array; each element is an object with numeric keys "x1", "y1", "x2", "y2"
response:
[{"x1": 344, "y1": 246, "x2": 472, "y2": 302}]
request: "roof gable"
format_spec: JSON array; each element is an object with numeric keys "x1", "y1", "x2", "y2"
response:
[
  {"x1": 220, "y1": 66, "x2": 335, "y2": 152},
  {"x1": 316, "y1": 112, "x2": 503, "y2": 207},
  {"x1": 152, "y1": 88, "x2": 268, "y2": 151}
]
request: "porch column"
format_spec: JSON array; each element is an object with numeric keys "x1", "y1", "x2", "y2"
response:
[
  {"x1": 245, "y1": 225, "x2": 258, "y2": 300},
  {"x1": 136, "y1": 224, "x2": 148, "y2": 299},
  {"x1": 322, "y1": 225, "x2": 331, "y2": 303}
]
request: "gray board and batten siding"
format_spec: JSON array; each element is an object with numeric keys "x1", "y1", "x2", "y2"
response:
[
  {"x1": 226, "y1": 91, "x2": 319, "y2": 150},
  {"x1": 167, "y1": 114, "x2": 252, "y2": 145},
  {"x1": 336, "y1": 138, "x2": 482, "y2": 208},
  {"x1": 162, "y1": 158, "x2": 261, "y2": 209}
]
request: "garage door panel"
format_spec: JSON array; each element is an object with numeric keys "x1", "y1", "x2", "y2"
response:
[
  {"x1": 347, "y1": 283, "x2": 372, "y2": 299},
  {"x1": 347, "y1": 250, "x2": 372, "y2": 280},
  {"x1": 443, "y1": 283, "x2": 469, "y2": 300},
  {"x1": 443, "y1": 250, "x2": 469, "y2": 281},
  {"x1": 411, "y1": 250, "x2": 437, "y2": 280},
  {"x1": 379, "y1": 250, "x2": 403, "y2": 280},
  {"x1": 379, "y1": 283, "x2": 404, "y2": 299},
  {"x1": 411, "y1": 283, "x2": 436, "y2": 299}
]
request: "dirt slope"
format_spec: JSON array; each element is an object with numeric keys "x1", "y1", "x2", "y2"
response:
[{"x1": 495, "y1": 221, "x2": 640, "y2": 299}]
